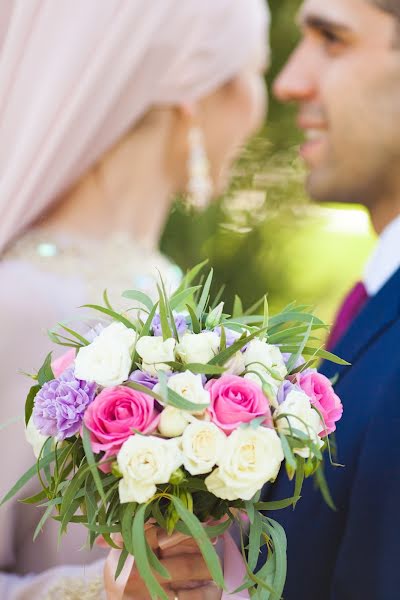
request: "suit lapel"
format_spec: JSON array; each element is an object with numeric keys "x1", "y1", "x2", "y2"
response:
[{"x1": 322, "y1": 267, "x2": 400, "y2": 381}]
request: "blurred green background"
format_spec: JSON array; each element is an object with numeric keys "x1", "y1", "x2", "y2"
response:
[{"x1": 161, "y1": 0, "x2": 375, "y2": 325}]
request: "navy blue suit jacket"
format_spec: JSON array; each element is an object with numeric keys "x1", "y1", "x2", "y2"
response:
[{"x1": 261, "y1": 267, "x2": 400, "y2": 600}]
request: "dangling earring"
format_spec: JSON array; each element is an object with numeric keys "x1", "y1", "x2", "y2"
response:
[{"x1": 186, "y1": 126, "x2": 213, "y2": 210}]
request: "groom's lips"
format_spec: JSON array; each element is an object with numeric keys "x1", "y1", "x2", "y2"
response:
[{"x1": 297, "y1": 118, "x2": 328, "y2": 164}]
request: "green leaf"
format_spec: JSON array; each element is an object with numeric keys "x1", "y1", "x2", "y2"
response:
[
  {"x1": 314, "y1": 464, "x2": 337, "y2": 511},
  {"x1": 248, "y1": 510, "x2": 263, "y2": 571},
  {"x1": 170, "y1": 496, "x2": 225, "y2": 589},
  {"x1": 1, "y1": 446, "x2": 68, "y2": 506},
  {"x1": 233, "y1": 295, "x2": 243, "y2": 318},
  {"x1": 166, "y1": 385, "x2": 209, "y2": 412},
  {"x1": 37, "y1": 353, "x2": 55, "y2": 386},
  {"x1": 20, "y1": 489, "x2": 48, "y2": 504},
  {"x1": 146, "y1": 542, "x2": 171, "y2": 580},
  {"x1": 254, "y1": 496, "x2": 301, "y2": 511},
  {"x1": 122, "y1": 290, "x2": 154, "y2": 312},
  {"x1": 184, "y1": 363, "x2": 226, "y2": 375},
  {"x1": 293, "y1": 458, "x2": 305, "y2": 508},
  {"x1": 25, "y1": 384, "x2": 41, "y2": 426},
  {"x1": 209, "y1": 326, "x2": 267, "y2": 367},
  {"x1": 81, "y1": 304, "x2": 136, "y2": 330},
  {"x1": 82, "y1": 424, "x2": 106, "y2": 505},
  {"x1": 132, "y1": 504, "x2": 170, "y2": 600},
  {"x1": 120, "y1": 502, "x2": 137, "y2": 555},
  {"x1": 279, "y1": 433, "x2": 297, "y2": 472},
  {"x1": 196, "y1": 268, "x2": 213, "y2": 319},
  {"x1": 262, "y1": 517, "x2": 287, "y2": 600},
  {"x1": 170, "y1": 286, "x2": 201, "y2": 311},
  {"x1": 139, "y1": 302, "x2": 159, "y2": 338},
  {"x1": 33, "y1": 504, "x2": 54, "y2": 541},
  {"x1": 58, "y1": 324, "x2": 90, "y2": 346},
  {"x1": 286, "y1": 317, "x2": 313, "y2": 373},
  {"x1": 176, "y1": 260, "x2": 208, "y2": 294},
  {"x1": 186, "y1": 303, "x2": 201, "y2": 333},
  {"x1": 157, "y1": 284, "x2": 173, "y2": 340},
  {"x1": 115, "y1": 547, "x2": 129, "y2": 581}
]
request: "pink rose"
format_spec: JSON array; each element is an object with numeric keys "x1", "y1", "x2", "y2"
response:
[
  {"x1": 52, "y1": 349, "x2": 75, "y2": 377},
  {"x1": 207, "y1": 374, "x2": 272, "y2": 434},
  {"x1": 83, "y1": 386, "x2": 160, "y2": 465},
  {"x1": 297, "y1": 372, "x2": 343, "y2": 437}
]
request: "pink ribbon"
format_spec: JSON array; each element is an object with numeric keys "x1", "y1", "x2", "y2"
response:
[{"x1": 104, "y1": 529, "x2": 249, "y2": 599}]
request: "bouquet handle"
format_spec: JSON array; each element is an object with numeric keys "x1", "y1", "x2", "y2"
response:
[{"x1": 104, "y1": 530, "x2": 249, "y2": 599}]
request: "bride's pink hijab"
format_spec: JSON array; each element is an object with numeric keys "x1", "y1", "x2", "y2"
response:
[{"x1": 0, "y1": 0, "x2": 269, "y2": 255}]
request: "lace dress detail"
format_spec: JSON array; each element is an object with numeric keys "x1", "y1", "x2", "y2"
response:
[
  {"x1": 3, "y1": 228, "x2": 182, "y2": 309},
  {"x1": 43, "y1": 574, "x2": 105, "y2": 600}
]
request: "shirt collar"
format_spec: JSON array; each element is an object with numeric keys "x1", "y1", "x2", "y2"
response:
[{"x1": 364, "y1": 213, "x2": 400, "y2": 296}]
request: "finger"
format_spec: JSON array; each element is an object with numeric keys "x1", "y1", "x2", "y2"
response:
[
  {"x1": 176, "y1": 583, "x2": 221, "y2": 600},
  {"x1": 159, "y1": 539, "x2": 201, "y2": 558},
  {"x1": 158, "y1": 531, "x2": 190, "y2": 551},
  {"x1": 159, "y1": 555, "x2": 211, "y2": 584},
  {"x1": 145, "y1": 526, "x2": 160, "y2": 551}
]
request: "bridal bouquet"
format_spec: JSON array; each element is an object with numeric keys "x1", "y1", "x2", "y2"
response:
[{"x1": 2, "y1": 262, "x2": 345, "y2": 599}]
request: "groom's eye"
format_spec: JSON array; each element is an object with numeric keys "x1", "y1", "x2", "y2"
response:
[{"x1": 319, "y1": 29, "x2": 345, "y2": 54}]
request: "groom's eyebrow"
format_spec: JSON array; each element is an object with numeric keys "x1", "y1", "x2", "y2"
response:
[{"x1": 297, "y1": 12, "x2": 353, "y2": 36}]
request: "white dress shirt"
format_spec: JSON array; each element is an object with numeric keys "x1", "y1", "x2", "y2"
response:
[{"x1": 364, "y1": 213, "x2": 400, "y2": 296}]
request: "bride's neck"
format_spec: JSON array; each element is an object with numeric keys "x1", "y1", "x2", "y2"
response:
[{"x1": 37, "y1": 111, "x2": 179, "y2": 251}]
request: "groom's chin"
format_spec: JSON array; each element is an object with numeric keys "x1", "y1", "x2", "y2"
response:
[{"x1": 305, "y1": 170, "x2": 360, "y2": 205}]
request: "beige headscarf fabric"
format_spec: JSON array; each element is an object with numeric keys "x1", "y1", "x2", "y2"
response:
[{"x1": 0, "y1": 0, "x2": 269, "y2": 254}]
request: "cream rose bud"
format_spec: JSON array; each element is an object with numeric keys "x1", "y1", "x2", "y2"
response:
[
  {"x1": 164, "y1": 371, "x2": 210, "y2": 413},
  {"x1": 136, "y1": 336, "x2": 176, "y2": 376},
  {"x1": 244, "y1": 340, "x2": 287, "y2": 380},
  {"x1": 25, "y1": 418, "x2": 48, "y2": 458},
  {"x1": 274, "y1": 390, "x2": 324, "y2": 458},
  {"x1": 176, "y1": 331, "x2": 220, "y2": 365},
  {"x1": 117, "y1": 435, "x2": 182, "y2": 504},
  {"x1": 225, "y1": 351, "x2": 246, "y2": 376},
  {"x1": 74, "y1": 322, "x2": 136, "y2": 387},
  {"x1": 205, "y1": 427, "x2": 284, "y2": 501},
  {"x1": 181, "y1": 421, "x2": 227, "y2": 475},
  {"x1": 158, "y1": 406, "x2": 191, "y2": 438}
]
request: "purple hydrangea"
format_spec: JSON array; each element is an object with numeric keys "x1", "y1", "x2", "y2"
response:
[
  {"x1": 33, "y1": 368, "x2": 96, "y2": 440},
  {"x1": 152, "y1": 312, "x2": 188, "y2": 337},
  {"x1": 282, "y1": 353, "x2": 306, "y2": 371},
  {"x1": 276, "y1": 379, "x2": 302, "y2": 405},
  {"x1": 129, "y1": 370, "x2": 159, "y2": 390},
  {"x1": 214, "y1": 326, "x2": 247, "y2": 351}
]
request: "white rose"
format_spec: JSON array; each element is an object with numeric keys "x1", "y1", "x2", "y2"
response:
[
  {"x1": 25, "y1": 418, "x2": 48, "y2": 459},
  {"x1": 274, "y1": 390, "x2": 324, "y2": 458},
  {"x1": 74, "y1": 322, "x2": 136, "y2": 387},
  {"x1": 117, "y1": 435, "x2": 182, "y2": 504},
  {"x1": 205, "y1": 427, "x2": 284, "y2": 501},
  {"x1": 181, "y1": 421, "x2": 227, "y2": 475},
  {"x1": 244, "y1": 340, "x2": 287, "y2": 380},
  {"x1": 136, "y1": 336, "x2": 176, "y2": 376},
  {"x1": 225, "y1": 351, "x2": 246, "y2": 376},
  {"x1": 158, "y1": 406, "x2": 191, "y2": 438},
  {"x1": 156, "y1": 371, "x2": 210, "y2": 414},
  {"x1": 176, "y1": 332, "x2": 220, "y2": 365}
]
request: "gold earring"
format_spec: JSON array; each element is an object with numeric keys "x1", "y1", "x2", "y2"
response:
[{"x1": 186, "y1": 126, "x2": 212, "y2": 210}]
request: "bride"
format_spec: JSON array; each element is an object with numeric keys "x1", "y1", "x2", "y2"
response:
[{"x1": 0, "y1": 1, "x2": 269, "y2": 598}]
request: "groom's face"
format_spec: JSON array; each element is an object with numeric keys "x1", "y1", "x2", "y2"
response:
[{"x1": 274, "y1": 0, "x2": 400, "y2": 209}]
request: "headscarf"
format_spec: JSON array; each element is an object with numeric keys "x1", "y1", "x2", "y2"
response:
[{"x1": 0, "y1": 0, "x2": 269, "y2": 253}]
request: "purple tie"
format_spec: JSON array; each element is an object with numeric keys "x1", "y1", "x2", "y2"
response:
[{"x1": 327, "y1": 281, "x2": 369, "y2": 350}]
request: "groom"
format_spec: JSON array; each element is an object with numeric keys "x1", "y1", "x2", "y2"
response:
[{"x1": 261, "y1": 0, "x2": 400, "y2": 598}]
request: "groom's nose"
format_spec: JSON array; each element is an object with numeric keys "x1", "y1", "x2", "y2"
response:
[{"x1": 273, "y1": 43, "x2": 318, "y2": 104}]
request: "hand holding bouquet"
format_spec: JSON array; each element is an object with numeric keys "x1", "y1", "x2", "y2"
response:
[{"x1": 3, "y1": 263, "x2": 345, "y2": 599}]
